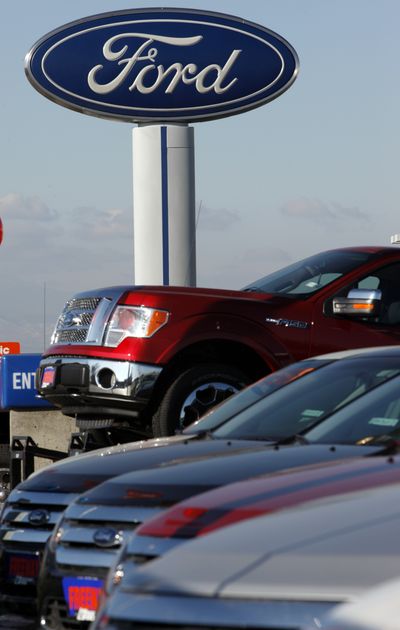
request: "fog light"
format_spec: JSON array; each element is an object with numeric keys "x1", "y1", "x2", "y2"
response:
[{"x1": 97, "y1": 368, "x2": 117, "y2": 389}]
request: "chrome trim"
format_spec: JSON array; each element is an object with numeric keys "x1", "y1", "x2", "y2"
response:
[
  {"x1": 1, "y1": 529, "x2": 52, "y2": 544},
  {"x1": 86, "y1": 297, "x2": 117, "y2": 344},
  {"x1": 59, "y1": 525, "x2": 119, "y2": 546},
  {"x1": 65, "y1": 503, "x2": 162, "y2": 523},
  {"x1": 0, "y1": 491, "x2": 80, "y2": 549},
  {"x1": 55, "y1": 546, "x2": 121, "y2": 568},
  {"x1": 126, "y1": 534, "x2": 182, "y2": 558},
  {"x1": 51, "y1": 289, "x2": 123, "y2": 346},
  {"x1": 103, "y1": 591, "x2": 336, "y2": 629},
  {"x1": 6, "y1": 490, "x2": 79, "y2": 506},
  {"x1": 53, "y1": 506, "x2": 163, "y2": 567},
  {"x1": 1, "y1": 508, "x2": 61, "y2": 527},
  {"x1": 39, "y1": 356, "x2": 162, "y2": 399},
  {"x1": 348, "y1": 288, "x2": 382, "y2": 301}
]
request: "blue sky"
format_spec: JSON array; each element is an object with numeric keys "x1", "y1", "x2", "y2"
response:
[{"x1": 1, "y1": 0, "x2": 399, "y2": 352}]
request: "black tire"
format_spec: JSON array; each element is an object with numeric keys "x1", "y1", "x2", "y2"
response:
[{"x1": 152, "y1": 364, "x2": 250, "y2": 437}]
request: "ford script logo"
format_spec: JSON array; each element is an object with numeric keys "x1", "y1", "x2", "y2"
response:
[
  {"x1": 93, "y1": 528, "x2": 123, "y2": 548},
  {"x1": 28, "y1": 509, "x2": 50, "y2": 527},
  {"x1": 25, "y1": 8, "x2": 299, "y2": 123}
]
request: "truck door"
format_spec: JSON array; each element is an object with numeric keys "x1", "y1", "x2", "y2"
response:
[{"x1": 309, "y1": 261, "x2": 400, "y2": 356}]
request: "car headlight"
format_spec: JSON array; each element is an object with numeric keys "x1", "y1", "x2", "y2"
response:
[
  {"x1": 104, "y1": 544, "x2": 128, "y2": 596},
  {"x1": 104, "y1": 306, "x2": 169, "y2": 347}
]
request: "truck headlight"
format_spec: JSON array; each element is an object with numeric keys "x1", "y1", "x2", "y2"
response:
[{"x1": 104, "y1": 306, "x2": 169, "y2": 347}]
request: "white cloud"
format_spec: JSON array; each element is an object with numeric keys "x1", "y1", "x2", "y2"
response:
[
  {"x1": 68, "y1": 205, "x2": 132, "y2": 239},
  {"x1": 280, "y1": 197, "x2": 370, "y2": 225},
  {"x1": 197, "y1": 205, "x2": 241, "y2": 231},
  {"x1": 0, "y1": 192, "x2": 58, "y2": 221}
]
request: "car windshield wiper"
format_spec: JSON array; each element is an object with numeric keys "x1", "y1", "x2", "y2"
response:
[
  {"x1": 232, "y1": 435, "x2": 278, "y2": 442},
  {"x1": 189, "y1": 430, "x2": 215, "y2": 440},
  {"x1": 242, "y1": 287, "x2": 267, "y2": 293},
  {"x1": 275, "y1": 433, "x2": 310, "y2": 445}
]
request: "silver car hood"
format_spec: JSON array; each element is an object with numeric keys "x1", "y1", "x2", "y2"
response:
[
  {"x1": 319, "y1": 576, "x2": 400, "y2": 630},
  {"x1": 122, "y1": 481, "x2": 400, "y2": 602}
]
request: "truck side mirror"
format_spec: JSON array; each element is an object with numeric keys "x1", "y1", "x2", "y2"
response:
[{"x1": 332, "y1": 288, "x2": 382, "y2": 319}]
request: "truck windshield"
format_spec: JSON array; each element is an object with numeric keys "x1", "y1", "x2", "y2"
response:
[{"x1": 243, "y1": 250, "x2": 373, "y2": 297}]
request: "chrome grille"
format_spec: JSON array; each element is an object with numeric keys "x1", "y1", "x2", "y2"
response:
[
  {"x1": 0, "y1": 490, "x2": 78, "y2": 551},
  {"x1": 55, "y1": 329, "x2": 89, "y2": 344},
  {"x1": 51, "y1": 297, "x2": 102, "y2": 345},
  {"x1": 55, "y1": 504, "x2": 163, "y2": 570}
]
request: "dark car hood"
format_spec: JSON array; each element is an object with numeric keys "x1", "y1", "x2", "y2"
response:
[
  {"x1": 75, "y1": 443, "x2": 386, "y2": 508},
  {"x1": 18, "y1": 436, "x2": 275, "y2": 494}
]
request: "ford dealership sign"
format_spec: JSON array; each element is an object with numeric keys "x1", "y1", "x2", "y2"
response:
[{"x1": 25, "y1": 8, "x2": 299, "y2": 123}]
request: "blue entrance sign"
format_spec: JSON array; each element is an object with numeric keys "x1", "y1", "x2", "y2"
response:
[
  {"x1": 0, "y1": 354, "x2": 55, "y2": 410},
  {"x1": 25, "y1": 8, "x2": 299, "y2": 123}
]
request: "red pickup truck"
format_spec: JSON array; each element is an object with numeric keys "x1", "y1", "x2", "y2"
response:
[{"x1": 36, "y1": 246, "x2": 400, "y2": 439}]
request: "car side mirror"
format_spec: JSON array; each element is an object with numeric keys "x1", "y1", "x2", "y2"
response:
[{"x1": 332, "y1": 288, "x2": 382, "y2": 319}]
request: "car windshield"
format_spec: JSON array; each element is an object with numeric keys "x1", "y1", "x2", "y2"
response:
[
  {"x1": 242, "y1": 250, "x2": 373, "y2": 297},
  {"x1": 183, "y1": 359, "x2": 329, "y2": 434},
  {"x1": 211, "y1": 356, "x2": 400, "y2": 441},
  {"x1": 305, "y1": 373, "x2": 400, "y2": 445}
]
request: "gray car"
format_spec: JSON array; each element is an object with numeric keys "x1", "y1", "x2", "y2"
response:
[
  {"x1": 307, "y1": 577, "x2": 400, "y2": 630},
  {"x1": 92, "y1": 481, "x2": 400, "y2": 630}
]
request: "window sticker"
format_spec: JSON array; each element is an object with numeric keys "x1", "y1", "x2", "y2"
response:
[
  {"x1": 301, "y1": 409, "x2": 324, "y2": 417},
  {"x1": 368, "y1": 417, "x2": 399, "y2": 427}
]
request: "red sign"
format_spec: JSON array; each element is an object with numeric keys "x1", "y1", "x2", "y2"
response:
[
  {"x1": 67, "y1": 585, "x2": 101, "y2": 612},
  {"x1": 9, "y1": 554, "x2": 40, "y2": 579},
  {"x1": 0, "y1": 342, "x2": 21, "y2": 355}
]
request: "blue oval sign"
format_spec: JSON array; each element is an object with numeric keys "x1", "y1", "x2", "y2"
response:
[{"x1": 25, "y1": 8, "x2": 299, "y2": 123}]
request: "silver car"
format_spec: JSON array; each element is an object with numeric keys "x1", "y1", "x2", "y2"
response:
[
  {"x1": 92, "y1": 481, "x2": 400, "y2": 630},
  {"x1": 308, "y1": 577, "x2": 400, "y2": 630}
]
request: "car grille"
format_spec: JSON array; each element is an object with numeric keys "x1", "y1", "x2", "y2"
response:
[
  {"x1": 0, "y1": 489, "x2": 78, "y2": 551},
  {"x1": 52, "y1": 298, "x2": 102, "y2": 345},
  {"x1": 0, "y1": 489, "x2": 79, "y2": 605},
  {"x1": 54, "y1": 503, "x2": 163, "y2": 571}
]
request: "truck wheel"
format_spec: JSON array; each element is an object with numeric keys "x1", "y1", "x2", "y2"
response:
[{"x1": 152, "y1": 364, "x2": 250, "y2": 436}]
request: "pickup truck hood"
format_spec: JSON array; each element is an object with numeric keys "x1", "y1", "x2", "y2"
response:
[
  {"x1": 75, "y1": 284, "x2": 282, "y2": 303},
  {"x1": 122, "y1": 481, "x2": 400, "y2": 602},
  {"x1": 73, "y1": 443, "x2": 384, "y2": 508}
]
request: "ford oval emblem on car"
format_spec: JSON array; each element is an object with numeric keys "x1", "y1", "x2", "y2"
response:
[
  {"x1": 25, "y1": 8, "x2": 299, "y2": 123},
  {"x1": 28, "y1": 509, "x2": 50, "y2": 527},
  {"x1": 93, "y1": 528, "x2": 122, "y2": 548}
]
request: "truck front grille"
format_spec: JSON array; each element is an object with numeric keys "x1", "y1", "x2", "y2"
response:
[{"x1": 52, "y1": 298, "x2": 102, "y2": 345}]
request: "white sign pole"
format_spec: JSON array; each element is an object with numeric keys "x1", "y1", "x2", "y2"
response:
[{"x1": 132, "y1": 124, "x2": 196, "y2": 287}]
